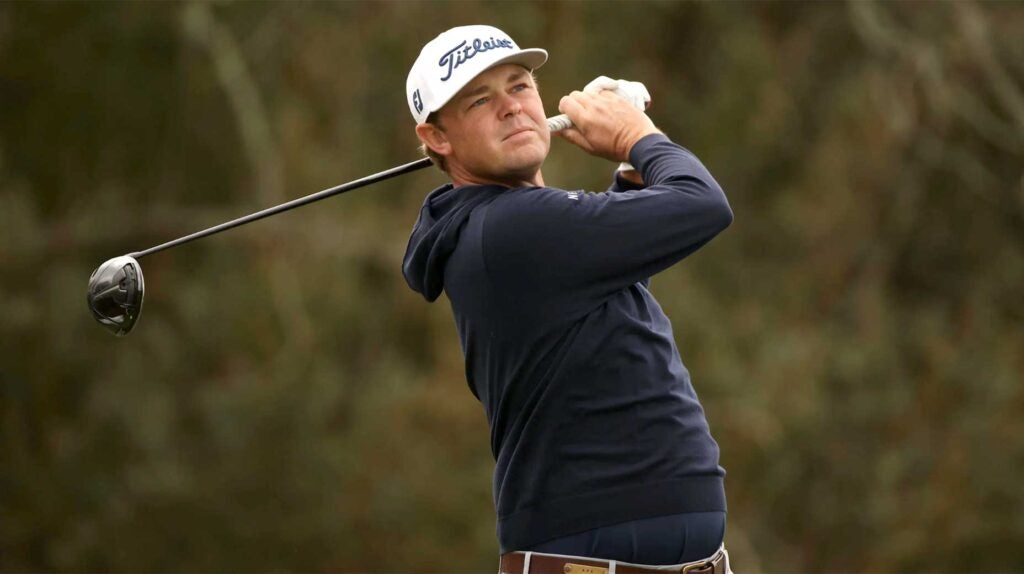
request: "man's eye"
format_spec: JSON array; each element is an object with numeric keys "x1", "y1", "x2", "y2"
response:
[
  {"x1": 470, "y1": 97, "x2": 488, "y2": 109},
  {"x1": 511, "y1": 83, "x2": 529, "y2": 93}
]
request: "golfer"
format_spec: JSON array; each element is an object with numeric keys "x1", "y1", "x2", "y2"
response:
[{"x1": 403, "y1": 25, "x2": 733, "y2": 573}]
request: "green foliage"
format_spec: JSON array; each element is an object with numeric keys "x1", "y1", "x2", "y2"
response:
[{"x1": 1, "y1": 1, "x2": 1022, "y2": 572}]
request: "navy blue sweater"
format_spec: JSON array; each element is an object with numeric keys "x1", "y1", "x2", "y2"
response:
[{"x1": 403, "y1": 134, "x2": 733, "y2": 552}]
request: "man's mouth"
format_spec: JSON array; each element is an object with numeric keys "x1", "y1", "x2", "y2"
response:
[{"x1": 503, "y1": 127, "x2": 534, "y2": 141}]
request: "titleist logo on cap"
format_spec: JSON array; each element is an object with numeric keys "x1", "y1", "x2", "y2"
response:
[{"x1": 438, "y1": 37, "x2": 515, "y2": 82}]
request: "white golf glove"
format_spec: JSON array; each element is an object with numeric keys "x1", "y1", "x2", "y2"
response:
[{"x1": 583, "y1": 76, "x2": 651, "y2": 173}]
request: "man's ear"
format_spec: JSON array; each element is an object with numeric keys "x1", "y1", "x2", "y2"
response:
[{"x1": 415, "y1": 123, "x2": 452, "y2": 157}]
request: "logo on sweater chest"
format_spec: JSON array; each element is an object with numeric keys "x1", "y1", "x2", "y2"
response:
[{"x1": 566, "y1": 191, "x2": 580, "y2": 201}]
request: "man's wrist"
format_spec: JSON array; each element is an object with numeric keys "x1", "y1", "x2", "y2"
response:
[
  {"x1": 616, "y1": 168, "x2": 644, "y2": 186},
  {"x1": 623, "y1": 129, "x2": 661, "y2": 162},
  {"x1": 627, "y1": 132, "x2": 670, "y2": 168}
]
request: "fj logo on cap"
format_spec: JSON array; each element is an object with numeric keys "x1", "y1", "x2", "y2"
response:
[
  {"x1": 412, "y1": 89, "x2": 423, "y2": 114},
  {"x1": 438, "y1": 37, "x2": 515, "y2": 82}
]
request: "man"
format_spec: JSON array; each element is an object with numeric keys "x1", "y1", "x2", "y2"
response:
[{"x1": 403, "y1": 25, "x2": 733, "y2": 572}]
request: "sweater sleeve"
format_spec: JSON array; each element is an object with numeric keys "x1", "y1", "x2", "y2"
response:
[
  {"x1": 482, "y1": 134, "x2": 733, "y2": 312},
  {"x1": 606, "y1": 169, "x2": 645, "y2": 193}
]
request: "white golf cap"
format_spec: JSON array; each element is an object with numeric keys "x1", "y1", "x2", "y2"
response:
[{"x1": 406, "y1": 25, "x2": 547, "y2": 124}]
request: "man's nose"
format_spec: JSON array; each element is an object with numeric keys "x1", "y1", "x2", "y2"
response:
[{"x1": 498, "y1": 94, "x2": 523, "y2": 118}]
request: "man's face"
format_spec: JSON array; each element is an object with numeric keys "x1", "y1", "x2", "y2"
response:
[{"x1": 431, "y1": 64, "x2": 550, "y2": 186}]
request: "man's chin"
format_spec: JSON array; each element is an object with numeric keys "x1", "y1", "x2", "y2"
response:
[
  {"x1": 505, "y1": 146, "x2": 548, "y2": 176},
  {"x1": 504, "y1": 158, "x2": 545, "y2": 184}
]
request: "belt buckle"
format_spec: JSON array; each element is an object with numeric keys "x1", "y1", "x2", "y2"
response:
[
  {"x1": 564, "y1": 564, "x2": 609, "y2": 574},
  {"x1": 680, "y1": 556, "x2": 715, "y2": 574}
]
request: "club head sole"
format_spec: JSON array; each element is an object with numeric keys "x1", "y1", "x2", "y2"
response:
[{"x1": 87, "y1": 255, "x2": 145, "y2": 337}]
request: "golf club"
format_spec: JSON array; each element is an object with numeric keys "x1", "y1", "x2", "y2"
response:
[{"x1": 87, "y1": 114, "x2": 575, "y2": 336}]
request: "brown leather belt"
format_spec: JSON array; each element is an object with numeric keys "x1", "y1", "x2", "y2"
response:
[{"x1": 499, "y1": 546, "x2": 728, "y2": 574}]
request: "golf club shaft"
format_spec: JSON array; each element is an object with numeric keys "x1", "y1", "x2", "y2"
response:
[
  {"x1": 127, "y1": 115, "x2": 575, "y2": 260},
  {"x1": 128, "y1": 157, "x2": 431, "y2": 259}
]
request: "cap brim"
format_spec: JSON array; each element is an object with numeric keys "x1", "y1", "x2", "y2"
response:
[{"x1": 490, "y1": 48, "x2": 548, "y2": 74}]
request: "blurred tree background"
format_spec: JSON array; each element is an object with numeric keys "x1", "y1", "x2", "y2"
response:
[{"x1": 1, "y1": 1, "x2": 1022, "y2": 572}]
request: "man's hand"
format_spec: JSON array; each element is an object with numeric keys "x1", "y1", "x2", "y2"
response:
[{"x1": 556, "y1": 90, "x2": 660, "y2": 163}]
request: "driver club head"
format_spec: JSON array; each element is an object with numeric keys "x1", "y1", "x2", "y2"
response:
[{"x1": 87, "y1": 255, "x2": 145, "y2": 337}]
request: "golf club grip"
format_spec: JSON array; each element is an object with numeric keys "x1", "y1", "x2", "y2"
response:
[{"x1": 546, "y1": 114, "x2": 573, "y2": 132}]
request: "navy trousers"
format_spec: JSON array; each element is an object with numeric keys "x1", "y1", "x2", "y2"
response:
[{"x1": 526, "y1": 511, "x2": 726, "y2": 565}]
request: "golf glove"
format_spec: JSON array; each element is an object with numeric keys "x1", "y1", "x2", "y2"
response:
[{"x1": 583, "y1": 76, "x2": 652, "y2": 172}]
